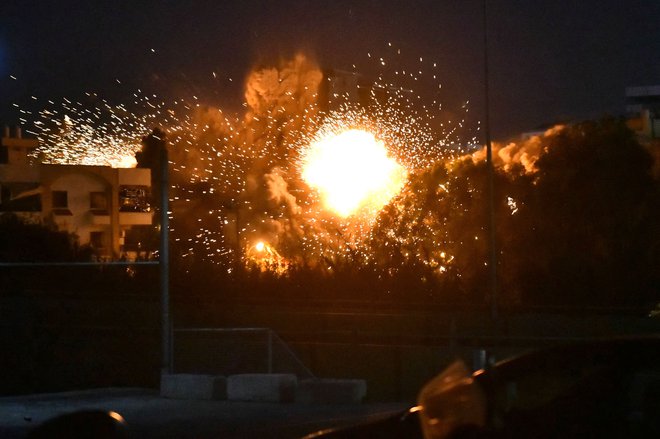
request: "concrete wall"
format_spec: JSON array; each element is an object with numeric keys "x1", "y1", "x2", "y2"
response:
[{"x1": 49, "y1": 172, "x2": 112, "y2": 250}]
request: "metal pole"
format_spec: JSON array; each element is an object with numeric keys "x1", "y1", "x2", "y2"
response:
[
  {"x1": 483, "y1": 0, "x2": 498, "y2": 321},
  {"x1": 160, "y1": 141, "x2": 171, "y2": 375},
  {"x1": 267, "y1": 329, "x2": 273, "y2": 374}
]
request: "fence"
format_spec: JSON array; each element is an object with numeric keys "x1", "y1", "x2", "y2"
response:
[{"x1": 172, "y1": 327, "x2": 315, "y2": 379}]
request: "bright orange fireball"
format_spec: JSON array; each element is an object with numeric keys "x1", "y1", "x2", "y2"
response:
[{"x1": 301, "y1": 129, "x2": 407, "y2": 217}]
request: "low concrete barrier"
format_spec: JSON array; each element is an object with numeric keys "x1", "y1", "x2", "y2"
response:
[
  {"x1": 227, "y1": 374, "x2": 297, "y2": 403},
  {"x1": 296, "y1": 378, "x2": 367, "y2": 404},
  {"x1": 160, "y1": 373, "x2": 368, "y2": 404},
  {"x1": 160, "y1": 373, "x2": 227, "y2": 400}
]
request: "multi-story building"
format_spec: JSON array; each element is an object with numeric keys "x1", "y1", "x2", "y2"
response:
[
  {"x1": 0, "y1": 126, "x2": 154, "y2": 260},
  {"x1": 626, "y1": 85, "x2": 660, "y2": 140}
]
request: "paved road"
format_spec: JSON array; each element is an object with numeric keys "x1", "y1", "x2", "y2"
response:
[{"x1": 0, "y1": 388, "x2": 409, "y2": 438}]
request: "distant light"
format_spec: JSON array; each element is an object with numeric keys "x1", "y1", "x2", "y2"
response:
[{"x1": 108, "y1": 411, "x2": 126, "y2": 423}]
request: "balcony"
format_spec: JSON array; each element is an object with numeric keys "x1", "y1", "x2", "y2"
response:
[
  {"x1": 119, "y1": 211, "x2": 152, "y2": 225},
  {"x1": 90, "y1": 209, "x2": 110, "y2": 225},
  {"x1": 52, "y1": 208, "x2": 73, "y2": 216}
]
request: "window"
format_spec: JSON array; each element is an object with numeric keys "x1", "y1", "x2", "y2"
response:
[
  {"x1": 0, "y1": 185, "x2": 8, "y2": 204},
  {"x1": 52, "y1": 191, "x2": 68, "y2": 208},
  {"x1": 119, "y1": 185, "x2": 151, "y2": 212},
  {"x1": 90, "y1": 191, "x2": 108, "y2": 210}
]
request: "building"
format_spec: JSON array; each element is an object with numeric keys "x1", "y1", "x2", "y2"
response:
[
  {"x1": 626, "y1": 85, "x2": 660, "y2": 140},
  {"x1": 0, "y1": 126, "x2": 154, "y2": 260}
]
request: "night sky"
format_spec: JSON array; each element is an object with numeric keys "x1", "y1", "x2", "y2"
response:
[{"x1": 1, "y1": 0, "x2": 659, "y2": 139}]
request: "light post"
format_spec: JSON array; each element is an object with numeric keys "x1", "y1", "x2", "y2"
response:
[
  {"x1": 483, "y1": 0, "x2": 498, "y2": 321},
  {"x1": 160, "y1": 139, "x2": 171, "y2": 375}
]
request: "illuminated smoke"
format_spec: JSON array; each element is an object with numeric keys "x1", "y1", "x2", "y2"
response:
[
  {"x1": 466, "y1": 125, "x2": 566, "y2": 174},
  {"x1": 245, "y1": 53, "x2": 323, "y2": 121},
  {"x1": 169, "y1": 52, "x2": 444, "y2": 270},
  {"x1": 24, "y1": 48, "x2": 478, "y2": 274},
  {"x1": 265, "y1": 167, "x2": 301, "y2": 215}
]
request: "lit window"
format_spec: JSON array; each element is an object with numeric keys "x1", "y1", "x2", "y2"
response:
[{"x1": 119, "y1": 185, "x2": 151, "y2": 212}]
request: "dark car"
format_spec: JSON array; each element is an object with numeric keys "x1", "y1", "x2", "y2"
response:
[{"x1": 304, "y1": 337, "x2": 660, "y2": 438}]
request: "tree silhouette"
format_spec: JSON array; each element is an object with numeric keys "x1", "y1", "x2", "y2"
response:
[
  {"x1": 165, "y1": 117, "x2": 658, "y2": 308},
  {"x1": 509, "y1": 118, "x2": 658, "y2": 306},
  {"x1": 368, "y1": 118, "x2": 658, "y2": 308},
  {"x1": 0, "y1": 213, "x2": 92, "y2": 262}
]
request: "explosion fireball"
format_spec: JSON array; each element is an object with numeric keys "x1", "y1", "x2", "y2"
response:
[
  {"x1": 301, "y1": 129, "x2": 407, "y2": 218},
  {"x1": 17, "y1": 47, "x2": 480, "y2": 274}
]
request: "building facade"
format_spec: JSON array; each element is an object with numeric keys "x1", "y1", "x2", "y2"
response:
[{"x1": 0, "y1": 127, "x2": 153, "y2": 260}]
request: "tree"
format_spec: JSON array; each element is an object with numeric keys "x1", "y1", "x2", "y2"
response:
[
  {"x1": 0, "y1": 213, "x2": 92, "y2": 262},
  {"x1": 510, "y1": 118, "x2": 658, "y2": 307},
  {"x1": 368, "y1": 118, "x2": 658, "y2": 308}
]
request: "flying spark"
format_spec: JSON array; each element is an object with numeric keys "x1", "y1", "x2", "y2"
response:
[{"x1": 16, "y1": 46, "x2": 483, "y2": 276}]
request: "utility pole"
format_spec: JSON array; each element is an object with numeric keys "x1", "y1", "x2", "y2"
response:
[
  {"x1": 159, "y1": 135, "x2": 171, "y2": 375},
  {"x1": 138, "y1": 128, "x2": 171, "y2": 375},
  {"x1": 483, "y1": 0, "x2": 498, "y2": 321}
]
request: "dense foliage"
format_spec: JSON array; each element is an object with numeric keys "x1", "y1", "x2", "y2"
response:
[
  {"x1": 3, "y1": 119, "x2": 657, "y2": 309},
  {"x1": 172, "y1": 118, "x2": 659, "y2": 309},
  {"x1": 0, "y1": 213, "x2": 92, "y2": 262}
]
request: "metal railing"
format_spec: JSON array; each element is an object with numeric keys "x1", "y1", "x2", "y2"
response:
[{"x1": 172, "y1": 327, "x2": 315, "y2": 378}]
